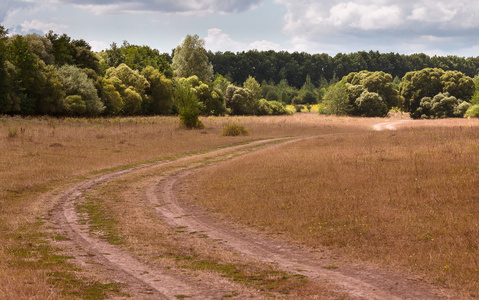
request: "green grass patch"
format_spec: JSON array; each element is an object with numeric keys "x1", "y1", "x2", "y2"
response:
[
  {"x1": 5, "y1": 220, "x2": 125, "y2": 299},
  {"x1": 77, "y1": 197, "x2": 124, "y2": 245},
  {"x1": 182, "y1": 259, "x2": 309, "y2": 294},
  {"x1": 47, "y1": 271, "x2": 127, "y2": 299}
]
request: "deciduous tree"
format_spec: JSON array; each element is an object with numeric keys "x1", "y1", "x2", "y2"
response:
[
  {"x1": 141, "y1": 66, "x2": 173, "y2": 115},
  {"x1": 172, "y1": 34, "x2": 213, "y2": 82},
  {"x1": 58, "y1": 64, "x2": 104, "y2": 116}
]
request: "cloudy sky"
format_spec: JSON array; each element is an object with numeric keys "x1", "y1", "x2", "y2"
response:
[{"x1": 2, "y1": 0, "x2": 479, "y2": 57}]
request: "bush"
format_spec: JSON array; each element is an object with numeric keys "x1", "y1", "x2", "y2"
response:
[
  {"x1": 354, "y1": 91, "x2": 388, "y2": 117},
  {"x1": 294, "y1": 105, "x2": 304, "y2": 112},
  {"x1": 63, "y1": 95, "x2": 86, "y2": 115},
  {"x1": 224, "y1": 85, "x2": 256, "y2": 115},
  {"x1": 414, "y1": 92, "x2": 470, "y2": 119},
  {"x1": 257, "y1": 99, "x2": 292, "y2": 115},
  {"x1": 222, "y1": 123, "x2": 248, "y2": 136},
  {"x1": 323, "y1": 82, "x2": 350, "y2": 115},
  {"x1": 465, "y1": 104, "x2": 479, "y2": 118},
  {"x1": 174, "y1": 82, "x2": 203, "y2": 129}
]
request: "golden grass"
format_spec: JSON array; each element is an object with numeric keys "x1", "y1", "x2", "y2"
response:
[
  {"x1": 189, "y1": 119, "x2": 479, "y2": 297},
  {"x1": 0, "y1": 114, "x2": 370, "y2": 298}
]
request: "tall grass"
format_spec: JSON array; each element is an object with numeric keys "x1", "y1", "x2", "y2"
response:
[{"x1": 189, "y1": 122, "x2": 479, "y2": 296}]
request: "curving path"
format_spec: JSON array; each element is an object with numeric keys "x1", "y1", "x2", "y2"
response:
[{"x1": 50, "y1": 121, "x2": 456, "y2": 299}]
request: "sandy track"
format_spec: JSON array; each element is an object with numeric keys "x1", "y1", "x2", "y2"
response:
[
  {"x1": 149, "y1": 160, "x2": 452, "y2": 299},
  {"x1": 372, "y1": 120, "x2": 410, "y2": 131},
  {"x1": 50, "y1": 127, "x2": 455, "y2": 299},
  {"x1": 49, "y1": 138, "x2": 292, "y2": 299}
]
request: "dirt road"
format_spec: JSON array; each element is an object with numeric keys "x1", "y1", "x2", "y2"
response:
[{"x1": 49, "y1": 122, "x2": 457, "y2": 299}]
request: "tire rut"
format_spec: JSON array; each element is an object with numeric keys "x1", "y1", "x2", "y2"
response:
[
  {"x1": 49, "y1": 138, "x2": 292, "y2": 299},
  {"x1": 148, "y1": 137, "x2": 456, "y2": 300},
  {"x1": 50, "y1": 129, "x2": 455, "y2": 299}
]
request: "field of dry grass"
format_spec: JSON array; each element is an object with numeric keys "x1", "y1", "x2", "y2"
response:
[
  {"x1": 1, "y1": 114, "x2": 371, "y2": 298},
  {"x1": 188, "y1": 118, "x2": 479, "y2": 297}
]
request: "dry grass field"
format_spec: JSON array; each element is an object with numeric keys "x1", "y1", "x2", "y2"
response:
[
  {"x1": 0, "y1": 114, "x2": 370, "y2": 299},
  {"x1": 189, "y1": 118, "x2": 479, "y2": 297},
  {"x1": 4, "y1": 112, "x2": 478, "y2": 298}
]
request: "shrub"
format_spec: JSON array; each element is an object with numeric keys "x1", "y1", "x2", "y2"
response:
[
  {"x1": 7, "y1": 126, "x2": 17, "y2": 138},
  {"x1": 464, "y1": 104, "x2": 479, "y2": 118},
  {"x1": 354, "y1": 91, "x2": 388, "y2": 117},
  {"x1": 413, "y1": 92, "x2": 470, "y2": 119},
  {"x1": 224, "y1": 85, "x2": 256, "y2": 115},
  {"x1": 294, "y1": 105, "x2": 304, "y2": 112},
  {"x1": 323, "y1": 82, "x2": 350, "y2": 115},
  {"x1": 63, "y1": 95, "x2": 87, "y2": 115},
  {"x1": 174, "y1": 82, "x2": 203, "y2": 129},
  {"x1": 222, "y1": 123, "x2": 248, "y2": 136},
  {"x1": 257, "y1": 99, "x2": 292, "y2": 115}
]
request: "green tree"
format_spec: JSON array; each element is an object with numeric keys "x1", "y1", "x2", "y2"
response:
[
  {"x1": 6, "y1": 34, "x2": 65, "y2": 115},
  {"x1": 414, "y1": 92, "x2": 470, "y2": 119},
  {"x1": 63, "y1": 95, "x2": 86, "y2": 115},
  {"x1": 213, "y1": 74, "x2": 231, "y2": 94},
  {"x1": 0, "y1": 26, "x2": 13, "y2": 113},
  {"x1": 179, "y1": 76, "x2": 226, "y2": 116},
  {"x1": 24, "y1": 34, "x2": 54, "y2": 65},
  {"x1": 46, "y1": 31, "x2": 99, "y2": 71},
  {"x1": 471, "y1": 74, "x2": 479, "y2": 105},
  {"x1": 37, "y1": 65, "x2": 65, "y2": 115},
  {"x1": 342, "y1": 70, "x2": 400, "y2": 109},
  {"x1": 355, "y1": 91, "x2": 388, "y2": 117},
  {"x1": 243, "y1": 76, "x2": 262, "y2": 100},
  {"x1": 256, "y1": 99, "x2": 292, "y2": 115},
  {"x1": 399, "y1": 68, "x2": 445, "y2": 116},
  {"x1": 440, "y1": 70, "x2": 475, "y2": 101},
  {"x1": 101, "y1": 77, "x2": 124, "y2": 115},
  {"x1": 323, "y1": 82, "x2": 350, "y2": 115},
  {"x1": 400, "y1": 68, "x2": 474, "y2": 118},
  {"x1": 193, "y1": 83, "x2": 226, "y2": 116},
  {"x1": 172, "y1": 34, "x2": 213, "y2": 82},
  {"x1": 224, "y1": 85, "x2": 256, "y2": 115},
  {"x1": 141, "y1": 66, "x2": 173, "y2": 115},
  {"x1": 45, "y1": 31, "x2": 74, "y2": 66},
  {"x1": 104, "y1": 41, "x2": 172, "y2": 77},
  {"x1": 465, "y1": 104, "x2": 479, "y2": 118},
  {"x1": 7, "y1": 34, "x2": 42, "y2": 114},
  {"x1": 104, "y1": 63, "x2": 149, "y2": 115},
  {"x1": 123, "y1": 87, "x2": 143, "y2": 115},
  {"x1": 174, "y1": 81, "x2": 203, "y2": 128},
  {"x1": 58, "y1": 65, "x2": 104, "y2": 116},
  {"x1": 105, "y1": 63, "x2": 149, "y2": 96}
]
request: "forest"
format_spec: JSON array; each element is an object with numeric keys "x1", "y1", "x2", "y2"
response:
[{"x1": 1, "y1": 26, "x2": 479, "y2": 121}]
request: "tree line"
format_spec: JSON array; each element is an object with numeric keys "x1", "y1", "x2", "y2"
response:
[
  {"x1": 207, "y1": 50, "x2": 479, "y2": 89},
  {"x1": 1, "y1": 27, "x2": 479, "y2": 122}
]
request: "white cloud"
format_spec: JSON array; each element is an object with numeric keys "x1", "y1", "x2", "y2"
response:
[
  {"x1": 60, "y1": 0, "x2": 264, "y2": 15},
  {"x1": 89, "y1": 40, "x2": 109, "y2": 52},
  {"x1": 328, "y1": 2, "x2": 402, "y2": 30},
  {"x1": 275, "y1": 0, "x2": 479, "y2": 55},
  {"x1": 20, "y1": 19, "x2": 68, "y2": 33},
  {"x1": 204, "y1": 28, "x2": 243, "y2": 52},
  {"x1": 204, "y1": 28, "x2": 281, "y2": 52},
  {"x1": 249, "y1": 40, "x2": 282, "y2": 51}
]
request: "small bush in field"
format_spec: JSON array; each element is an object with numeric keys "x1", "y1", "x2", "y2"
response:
[
  {"x1": 222, "y1": 123, "x2": 248, "y2": 136},
  {"x1": 294, "y1": 105, "x2": 304, "y2": 112},
  {"x1": 7, "y1": 126, "x2": 17, "y2": 138}
]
